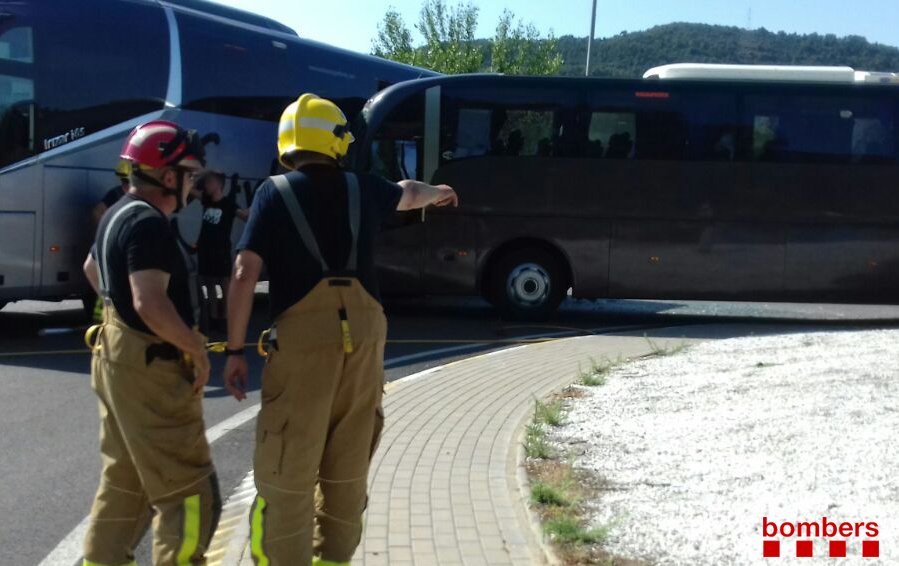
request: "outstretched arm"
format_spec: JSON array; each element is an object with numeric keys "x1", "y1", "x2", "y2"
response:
[{"x1": 396, "y1": 180, "x2": 458, "y2": 211}]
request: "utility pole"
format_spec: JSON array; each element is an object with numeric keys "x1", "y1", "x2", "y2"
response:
[{"x1": 585, "y1": 0, "x2": 597, "y2": 77}]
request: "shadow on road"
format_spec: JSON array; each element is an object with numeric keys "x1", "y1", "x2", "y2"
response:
[{"x1": 5, "y1": 295, "x2": 899, "y2": 381}]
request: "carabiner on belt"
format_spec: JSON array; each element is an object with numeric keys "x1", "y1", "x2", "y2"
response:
[
  {"x1": 257, "y1": 327, "x2": 278, "y2": 358},
  {"x1": 84, "y1": 324, "x2": 104, "y2": 352}
]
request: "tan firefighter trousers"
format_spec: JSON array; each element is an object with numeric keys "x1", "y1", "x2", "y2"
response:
[
  {"x1": 84, "y1": 307, "x2": 220, "y2": 566},
  {"x1": 250, "y1": 277, "x2": 387, "y2": 565}
]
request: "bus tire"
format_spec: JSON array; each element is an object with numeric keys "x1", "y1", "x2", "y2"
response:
[{"x1": 488, "y1": 247, "x2": 568, "y2": 320}]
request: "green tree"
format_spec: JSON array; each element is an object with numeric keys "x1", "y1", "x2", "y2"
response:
[
  {"x1": 372, "y1": 1, "x2": 563, "y2": 76},
  {"x1": 491, "y1": 10, "x2": 563, "y2": 75},
  {"x1": 372, "y1": 9, "x2": 417, "y2": 66},
  {"x1": 415, "y1": 0, "x2": 483, "y2": 74}
]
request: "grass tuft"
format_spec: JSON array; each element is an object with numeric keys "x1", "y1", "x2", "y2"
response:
[
  {"x1": 530, "y1": 481, "x2": 570, "y2": 506},
  {"x1": 524, "y1": 423, "x2": 553, "y2": 459},
  {"x1": 644, "y1": 336, "x2": 688, "y2": 357},
  {"x1": 545, "y1": 516, "x2": 611, "y2": 545},
  {"x1": 534, "y1": 398, "x2": 566, "y2": 427},
  {"x1": 578, "y1": 356, "x2": 621, "y2": 387}
]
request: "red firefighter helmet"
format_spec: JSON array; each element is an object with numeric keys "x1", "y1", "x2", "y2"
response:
[{"x1": 119, "y1": 120, "x2": 206, "y2": 171}]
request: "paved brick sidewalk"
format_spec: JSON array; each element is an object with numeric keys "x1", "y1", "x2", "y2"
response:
[{"x1": 233, "y1": 333, "x2": 690, "y2": 566}]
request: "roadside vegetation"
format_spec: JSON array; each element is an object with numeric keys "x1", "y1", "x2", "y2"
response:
[{"x1": 524, "y1": 344, "x2": 690, "y2": 564}]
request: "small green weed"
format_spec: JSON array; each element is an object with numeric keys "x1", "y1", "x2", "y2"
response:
[
  {"x1": 545, "y1": 516, "x2": 610, "y2": 545},
  {"x1": 578, "y1": 356, "x2": 620, "y2": 386},
  {"x1": 524, "y1": 423, "x2": 553, "y2": 459},
  {"x1": 530, "y1": 481, "x2": 570, "y2": 506},
  {"x1": 644, "y1": 336, "x2": 688, "y2": 357},
  {"x1": 534, "y1": 398, "x2": 566, "y2": 427}
]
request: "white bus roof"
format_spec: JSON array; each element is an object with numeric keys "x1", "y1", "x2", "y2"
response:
[{"x1": 643, "y1": 63, "x2": 899, "y2": 84}]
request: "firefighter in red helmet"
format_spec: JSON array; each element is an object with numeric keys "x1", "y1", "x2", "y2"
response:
[{"x1": 81, "y1": 120, "x2": 221, "y2": 565}]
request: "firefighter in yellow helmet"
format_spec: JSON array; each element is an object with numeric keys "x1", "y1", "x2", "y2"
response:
[{"x1": 223, "y1": 93, "x2": 457, "y2": 565}]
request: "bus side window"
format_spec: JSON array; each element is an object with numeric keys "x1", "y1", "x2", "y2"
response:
[
  {"x1": 589, "y1": 112, "x2": 635, "y2": 159},
  {"x1": 35, "y1": 1, "x2": 168, "y2": 152},
  {"x1": 370, "y1": 93, "x2": 424, "y2": 182},
  {"x1": 744, "y1": 95, "x2": 894, "y2": 165},
  {"x1": 493, "y1": 109, "x2": 553, "y2": 157},
  {"x1": 0, "y1": 6, "x2": 35, "y2": 168},
  {"x1": 450, "y1": 108, "x2": 492, "y2": 159},
  {"x1": 0, "y1": 23, "x2": 33, "y2": 63},
  {"x1": 684, "y1": 93, "x2": 739, "y2": 162}
]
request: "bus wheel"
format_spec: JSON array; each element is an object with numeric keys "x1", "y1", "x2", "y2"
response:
[{"x1": 489, "y1": 248, "x2": 567, "y2": 320}]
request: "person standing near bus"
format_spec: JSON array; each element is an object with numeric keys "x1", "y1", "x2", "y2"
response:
[
  {"x1": 195, "y1": 170, "x2": 248, "y2": 331},
  {"x1": 88, "y1": 160, "x2": 133, "y2": 322},
  {"x1": 91, "y1": 159, "x2": 131, "y2": 225},
  {"x1": 222, "y1": 93, "x2": 457, "y2": 565},
  {"x1": 81, "y1": 120, "x2": 221, "y2": 565}
]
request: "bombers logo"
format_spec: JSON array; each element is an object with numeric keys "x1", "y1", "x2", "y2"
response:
[{"x1": 762, "y1": 517, "x2": 880, "y2": 558}]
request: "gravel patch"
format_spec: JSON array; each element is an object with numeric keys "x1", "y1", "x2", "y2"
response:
[{"x1": 554, "y1": 330, "x2": 899, "y2": 565}]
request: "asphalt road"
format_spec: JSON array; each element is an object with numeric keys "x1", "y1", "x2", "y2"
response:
[{"x1": 3, "y1": 294, "x2": 899, "y2": 565}]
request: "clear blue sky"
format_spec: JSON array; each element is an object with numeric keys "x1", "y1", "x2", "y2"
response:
[{"x1": 211, "y1": 0, "x2": 899, "y2": 54}]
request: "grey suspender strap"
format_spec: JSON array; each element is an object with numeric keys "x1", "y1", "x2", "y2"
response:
[
  {"x1": 272, "y1": 174, "x2": 328, "y2": 272},
  {"x1": 174, "y1": 240, "x2": 201, "y2": 327},
  {"x1": 96, "y1": 200, "x2": 158, "y2": 299},
  {"x1": 344, "y1": 172, "x2": 361, "y2": 272},
  {"x1": 271, "y1": 172, "x2": 362, "y2": 273}
]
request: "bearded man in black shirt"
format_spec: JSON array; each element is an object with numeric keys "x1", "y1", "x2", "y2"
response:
[{"x1": 81, "y1": 120, "x2": 221, "y2": 565}]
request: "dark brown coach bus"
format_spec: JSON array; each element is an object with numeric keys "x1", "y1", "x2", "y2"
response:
[{"x1": 352, "y1": 64, "x2": 899, "y2": 319}]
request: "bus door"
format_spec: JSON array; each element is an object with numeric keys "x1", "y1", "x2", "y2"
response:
[
  {"x1": 369, "y1": 91, "x2": 427, "y2": 296},
  {"x1": 423, "y1": 85, "x2": 480, "y2": 296},
  {"x1": 748, "y1": 93, "x2": 899, "y2": 302},
  {"x1": 607, "y1": 89, "x2": 786, "y2": 300}
]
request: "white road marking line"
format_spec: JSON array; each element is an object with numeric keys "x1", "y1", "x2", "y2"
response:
[
  {"x1": 38, "y1": 324, "x2": 642, "y2": 566},
  {"x1": 206, "y1": 471, "x2": 256, "y2": 565}
]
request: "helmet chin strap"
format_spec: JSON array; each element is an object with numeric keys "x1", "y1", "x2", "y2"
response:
[{"x1": 132, "y1": 168, "x2": 186, "y2": 212}]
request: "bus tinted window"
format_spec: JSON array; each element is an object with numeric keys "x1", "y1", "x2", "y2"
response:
[
  {"x1": 35, "y1": 1, "x2": 168, "y2": 153},
  {"x1": 0, "y1": 25, "x2": 32, "y2": 63},
  {"x1": 179, "y1": 13, "x2": 370, "y2": 122},
  {"x1": 441, "y1": 87, "x2": 563, "y2": 162},
  {"x1": 179, "y1": 12, "x2": 295, "y2": 122},
  {"x1": 588, "y1": 112, "x2": 635, "y2": 159},
  {"x1": 370, "y1": 93, "x2": 424, "y2": 181},
  {"x1": 0, "y1": 4, "x2": 33, "y2": 168},
  {"x1": 747, "y1": 95, "x2": 896, "y2": 164},
  {"x1": 682, "y1": 93, "x2": 739, "y2": 161},
  {"x1": 585, "y1": 90, "x2": 737, "y2": 161},
  {"x1": 496, "y1": 110, "x2": 553, "y2": 156}
]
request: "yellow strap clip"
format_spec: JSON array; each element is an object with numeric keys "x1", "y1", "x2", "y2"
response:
[
  {"x1": 257, "y1": 328, "x2": 272, "y2": 358},
  {"x1": 84, "y1": 324, "x2": 104, "y2": 351},
  {"x1": 206, "y1": 341, "x2": 227, "y2": 353}
]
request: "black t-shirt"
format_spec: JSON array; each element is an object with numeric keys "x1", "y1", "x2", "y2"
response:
[
  {"x1": 101, "y1": 186, "x2": 125, "y2": 208},
  {"x1": 237, "y1": 166, "x2": 403, "y2": 319},
  {"x1": 197, "y1": 196, "x2": 238, "y2": 254},
  {"x1": 93, "y1": 194, "x2": 196, "y2": 334}
]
